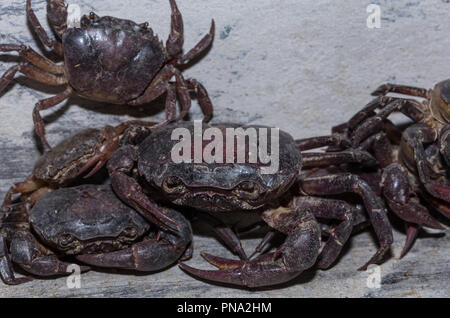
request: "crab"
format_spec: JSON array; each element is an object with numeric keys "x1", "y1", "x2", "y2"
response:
[
  {"x1": 330, "y1": 80, "x2": 450, "y2": 256},
  {"x1": 102, "y1": 121, "x2": 392, "y2": 288},
  {"x1": 2, "y1": 120, "x2": 157, "y2": 209},
  {"x1": 0, "y1": 184, "x2": 192, "y2": 285},
  {"x1": 0, "y1": 0, "x2": 215, "y2": 148}
]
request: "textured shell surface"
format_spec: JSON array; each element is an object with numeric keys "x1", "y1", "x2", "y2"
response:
[
  {"x1": 29, "y1": 184, "x2": 149, "y2": 244},
  {"x1": 63, "y1": 15, "x2": 166, "y2": 103}
]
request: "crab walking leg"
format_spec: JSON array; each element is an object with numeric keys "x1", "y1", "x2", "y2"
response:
[
  {"x1": 174, "y1": 72, "x2": 192, "y2": 120},
  {"x1": 358, "y1": 132, "x2": 395, "y2": 168},
  {"x1": 128, "y1": 65, "x2": 175, "y2": 105},
  {"x1": 422, "y1": 192, "x2": 450, "y2": 219},
  {"x1": 77, "y1": 207, "x2": 192, "y2": 271},
  {"x1": 186, "y1": 79, "x2": 213, "y2": 122},
  {"x1": 32, "y1": 86, "x2": 73, "y2": 149},
  {"x1": 0, "y1": 45, "x2": 65, "y2": 74},
  {"x1": 401, "y1": 223, "x2": 421, "y2": 258},
  {"x1": 351, "y1": 99, "x2": 425, "y2": 147},
  {"x1": 26, "y1": 0, "x2": 64, "y2": 56},
  {"x1": 301, "y1": 149, "x2": 377, "y2": 168},
  {"x1": 180, "y1": 200, "x2": 320, "y2": 288},
  {"x1": 347, "y1": 96, "x2": 425, "y2": 131},
  {"x1": 298, "y1": 172, "x2": 393, "y2": 271},
  {"x1": 166, "y1": 0, "x2": 184, "y2": 58},
  {"x1": 196, "y1": 212, "x2": 248, "y2": 260},
  {"x1": 1, "y1": 175, "x2": 46, "y2": 208},
  {"x1": 295, "y1": 134, "x2": 351, "y2": 151},
  {"x1": 0, "y1": 63, "x2": 67, "y2": 94},
  {"x1": 78, "y1": 121, "x2": 160, "y2": 179},
  {"x1": 402, "y1": 124, "x2": 450, "y2": 202},
  {"x1": 295, "y1": 196, "x2": 356, "y2": 269},
  {"x1": 177, "y1": 20, "x2": 215, "y2": 66},
  {"x1": 371, "y1": 83, "x2": 430, "y2": 98},
  {"x1": 107, "y1": 146, "x2": 180, "y2": 233},
  {"x1": 128, "y1": 65, "x2": 191, "y2": 124}
]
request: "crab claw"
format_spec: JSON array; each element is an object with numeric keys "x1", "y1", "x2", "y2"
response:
[
  {"x1": 77, "y1": 239, "x2": 183, "y2": 272},
  {"x1": 77, "y1": 125, "x2": 125, "y2": 179},
  {"x1": 382, "y1": 164, "x2": 444, "y2": 229},
  {"x1": 179, "y1": 217, "x2": 320, "y2": 288},
  {"x1": 179, "y1": 251, "x2": 311, "y2": 288}
]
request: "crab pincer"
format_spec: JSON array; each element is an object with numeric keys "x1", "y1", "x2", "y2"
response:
[{"x1": 180, "y1": 202, "x2": 320, "y2": 288}]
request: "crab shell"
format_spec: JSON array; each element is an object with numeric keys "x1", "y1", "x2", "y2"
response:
[
  {"x1": 135, "y1": 122, "x2": 302, "y2": 212},
  {"x1": 29, "y1": 184, "x2": 150, "y2": 255},
  {"x1": 33, "y1": 127, "x2": 111, "y2": 185},
  {"x1": 63, "y1": 15, "x2": 166, "y2": 104}
]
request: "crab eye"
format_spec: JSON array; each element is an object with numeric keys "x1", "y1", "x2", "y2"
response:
[
  {"x1": 239, "y1": 182, "x2": 256, "y2": 192},
  {"x1": 163, "y1": 176, "x2": 184, "y2": 193},
  {"x1": 123, "y1": 227, "x2": 138, "y2": 238},
  {"x1": 58, "y1": 234, "x2": 74, "y2": 248}
]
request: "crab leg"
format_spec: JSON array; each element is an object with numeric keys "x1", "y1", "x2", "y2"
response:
[
  {"x1": 77, "y1": 207, "x2": 192, "y2": 271},
  {"x1": 295, "y1": 196, "x2": 357, "y2": 269},
  {"x1": 166, "y1": 0, "x2": 184, "y2": 58},
  {"x1": 107, "y1": 146, "x2": 181, "y2": 233},
  {"x1": 401, "y1": 223, "x2": 421, "y2": 258},
  {"x1": 0, "y1": 63, "x2": 67, "y2": 95},
  {"x1": 0, "y1": 236, "x2": 33, "y2": 285},
  {"x1": 78, "y1": 121, "x2": 159, "y2": 179},
  {"x1": 381, "y1": 163, "x2": 444, "y2": 255},
  {"x1": 381, "y1": 164, "x2": 443, "y2": 228},
  {"x1": 0, "y1": 44, "x2": 64, "y2": 74},
  {"x1": 180, "y1": 202, "x2": 320, "y2": 288},
  {"x1": 1, "y1": 176, "x2": 44, "y2": 208},
  {"x1": 177, "y1": 20, "x2": 215, "y2": 66},
  {"x1": 0, "y1": 230, "x2": 89, "y2": 285},
  {"x1": 33, "y1": 86, "x2": 73, "y2": 149},
  {"x1": 196, "y1": 212, "x2": 248, "y2": 260},
  {"x1": 301, "y1": 149, "x2": 377, "y2": 168},
  {"x1": 295, "y1": 134, "x2": 350, "y2": 151},
  {"x1": 298, "y1": 171, "x2": 393, "y2": 271},
  {"x1": 26, "y1": 0, "x2": 64, "y2": 55},
  {"x1": 186, "y1": 79, "x2": 213, "y2": 122},
  {"x1": 371, "y1": 83, "x2": 430, "y2": 98},
  {"x1": 347, "y1": 96, "x2": 425, "y2": 131},
  {"x1": 358, "y1": 132, "x2": 395, "y2": 168},
  {"x1": 351, "y1": 99, "x2": 425, "y2": 147}
]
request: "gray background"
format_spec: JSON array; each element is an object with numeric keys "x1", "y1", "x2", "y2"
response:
[{"x1": 0, "y1": 0, "x2": 449, "y2": 297}]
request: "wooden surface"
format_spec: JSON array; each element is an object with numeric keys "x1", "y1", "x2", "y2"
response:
[{"x1": 0, "y1": 0, "x2": 449, "y2": 297}]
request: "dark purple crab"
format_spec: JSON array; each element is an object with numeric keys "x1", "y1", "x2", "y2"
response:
[
  {"x1": 330, "y1": 80, "x2": 450, "y2": 256},
  {"x1": 0, "y1": 184, "x2": 192, "y2": 285},
  {"x1": 2, "y1": 120, "x2": 157, "y2": 209},
  {"x1": 346, "y1": 80, "x2": 450, "y2": 204},
  {"x1": 104, "y1": 121, "x2": 392, "y2": 288},
  {"x1": 0, "y1": 0, "x2": 215, "y2": 148}
]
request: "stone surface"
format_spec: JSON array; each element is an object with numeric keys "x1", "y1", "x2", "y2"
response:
[{"x1": 0, "y1": 0, "x2": 449, "y2": 297}]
